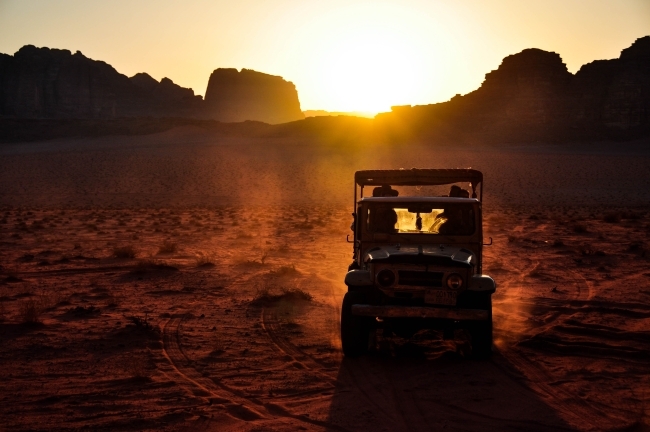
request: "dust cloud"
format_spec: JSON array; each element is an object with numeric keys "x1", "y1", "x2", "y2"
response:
[{"x1": 1, "y1": 128, "x2": 649, "y2": 430}]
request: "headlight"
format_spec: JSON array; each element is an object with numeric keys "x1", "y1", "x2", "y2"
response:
[
  {"x1": 446, "y1": 273, "x2": 463, "y2": 289},
  {"x1": 377, "y1": 269, "x2": 396, "y2": 287}
]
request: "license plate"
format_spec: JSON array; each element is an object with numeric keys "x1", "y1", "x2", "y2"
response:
[{"x1": 425, "y1": 289, "x2": 457, "y2": 306}]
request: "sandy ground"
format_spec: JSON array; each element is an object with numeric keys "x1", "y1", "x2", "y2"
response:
[{"x1": 0, "y1": 129, "x2": 649, "y2": 431}]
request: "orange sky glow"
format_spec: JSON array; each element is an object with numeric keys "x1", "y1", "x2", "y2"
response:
[{"x1": 1, "y1": 0, "x2": 648, "y2": 113}]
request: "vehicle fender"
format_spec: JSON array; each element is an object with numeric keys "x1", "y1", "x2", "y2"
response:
[
  {"x1": 344, "y1": 269, "x2": 373, "y2": 287},
  {"x1": 467, "y1": 275, "x2": 496, "y2": 293}
]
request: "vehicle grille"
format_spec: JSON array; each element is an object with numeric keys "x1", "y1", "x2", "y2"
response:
[{"x1": 398, "y1": 271, "x2": 443, "y2": 287}]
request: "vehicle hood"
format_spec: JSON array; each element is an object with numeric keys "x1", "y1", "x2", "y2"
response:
[{"x1": 363, "y1": 244, "x2": 474, "y2": 268}]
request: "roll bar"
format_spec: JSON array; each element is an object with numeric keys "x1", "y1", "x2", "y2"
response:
[
  {"x1": 354, "y1": 168, "x2": 483, "y2": 203},
  {"x1": 355, "y1": 169, "x2": 483, "y2": 188}
]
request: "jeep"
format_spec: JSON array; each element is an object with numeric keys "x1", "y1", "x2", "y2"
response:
[{"x1": 341, "y1": 169, "x2": 496, "y2": 358}]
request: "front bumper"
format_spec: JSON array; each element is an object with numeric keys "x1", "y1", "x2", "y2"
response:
[{"x1": 351, "y1": 304, "x2": 489, "y2": 320}]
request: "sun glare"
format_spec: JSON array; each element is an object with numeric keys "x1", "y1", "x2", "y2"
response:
[
  {"x1": 302, "y1": 4, "x2": 436, "y2": 114},
  {"x1": 319, "y1": 30, "x2": 425, "y2": 113}
]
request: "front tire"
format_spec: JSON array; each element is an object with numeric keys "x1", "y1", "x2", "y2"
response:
[
  {"x1": 341, "y1": 292, "x2": 371, "y2": 357},
  {"x1": 467, "y1": 294, "x2": 493, "y2": 359}
]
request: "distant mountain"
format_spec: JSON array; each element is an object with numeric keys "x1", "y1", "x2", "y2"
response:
[
  {"x1": 0, "y1": 46, "x2": 303, "y2": 124},
  {"x1": 204, "y1": 68, "x2": 303, "y2": 124},
  {"x1": 1, "y1": 37, "x2": 648, "y2": 143},
  {"x1": 375, "y1": 36, "x2": 650, "y2": 142}
]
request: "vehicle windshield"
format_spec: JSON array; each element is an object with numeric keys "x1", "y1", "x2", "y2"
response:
[{"x1": 367, "y1": 203, "x2": 475, "y2": 235}]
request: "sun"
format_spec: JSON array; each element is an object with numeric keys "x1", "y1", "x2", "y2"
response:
[
  {"x1": 316, "y1": 27, "x2": 427, "y2": 114},
  {"x1": 286, "y1": 3, "x2": 456, "y2": 113}
]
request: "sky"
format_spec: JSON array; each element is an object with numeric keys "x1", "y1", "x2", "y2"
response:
[{"x1": 0, "y1": 0, "x2": 648, "y2": 113}]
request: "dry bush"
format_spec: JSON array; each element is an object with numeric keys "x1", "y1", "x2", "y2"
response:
[
  {"x1": 157, "y1": 240, "x2": 178, "y2": 254},
  {"x1": 127, "y1": 314, "x2": 160, "y2": 336},
  {"x1": 19, "y1": 298, "x2": 43, "y2": 323},
  {"x1": 603, "y1": 212, "x2": 622, "y2": 223},
  {"x1": 233, "y1": 255, "x2": 266, "y2": 266},
  {"x1": 551, "y1": 239, "x2": 565, "y2": 247},
  {"x1": 132, "y1": 259, "x2": 178, "y2": 274},
  {"x1": 106, "y1": 289, "x2": 123, "y2": 308},
  {"x1": 573, "y1": 223, "x2": 588, "y2": 234},
  {"x1": 251, "y1": 284, "x2": 313, "y2": 306},
  {"x1": 40, "y1": 290, "x2": 67, "y2": 309},
  {"x1": 124, "y1": 354, "x2": 152, "y2": 380},
  {"x1": 113, "y1": 245, "x2": 137, "y2": 259},
  {"x1": 210, "y1": 337, "x2": 226, "y2": 356},
  {"x1": 196, "y1": 254, "x2": 216, "y2": 267},
  {"x1": 268, "y1": 264, "x2": 300, "y2": 277},
  {"x1": 253, "y1": 282, "x2": 272, "y2": 303},
  {"x1": 628, "y1": 242, "x2": 647, "y2": 257},
  {"x1": 276, "y1": 299, "x2": 296, "y2": 323},
  {"x1": 275, "y1": 288, "x2": 313, "y2": 324},
  {"x1": 279, "y1": 287, "x2": 312, "y2": 302}
]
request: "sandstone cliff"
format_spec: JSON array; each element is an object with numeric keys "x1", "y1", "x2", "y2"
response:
[
  {"x1": 0, "y1": 46, "x2": 304, "y2": 124},
  {"x1": 376, "y1": 36, "x2": 650, "y2": 142},
  {"x1": 0, "y1": 46, "x2": 205, "y2": 119},
  {"x1": 204, "y1": 68, "x2": 304, "y2": 124}
]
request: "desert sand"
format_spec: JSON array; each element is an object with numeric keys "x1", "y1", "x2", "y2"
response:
[{"x1": 0, "y1": 128, "x2": 649, "y2": 431}]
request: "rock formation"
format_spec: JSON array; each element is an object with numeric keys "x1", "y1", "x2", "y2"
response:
[
  {"x1": 204, "y1": 68, "x2": 304, "y2": 124},
  {"x1": 376, "y1": 36, "x2": 650, "y2": 142},
  {"x1": 0, "y1": 46, "x2": 304, "y2": 124},
  {"x1": 0, "y1": 46, "x2": 204, "y2": 119}
]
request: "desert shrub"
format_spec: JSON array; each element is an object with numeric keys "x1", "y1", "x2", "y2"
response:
[
  {"x1": 123, "y1": 354, "x2": 152, "y2": 380},
  {"x1": 157, "y1": 240, "x2": 178, "y2": 254},
  {"x1": 113, "y1": 245, "x2": 136, "y2": 259},
  {"x1": 196, "y1": 254, "x2": 216, "y2": 267},
  {"x1": 293, "y1": 221, "x2": 314, "y2": 230},
  {"x1": 280, "y1": 287, "x2": 313, "y2": 302},
  {"x1": 251, "y1": 285, "x2": 312, "y2": 306},
  {"x1": 106, "y1": 290, "x2": 122, "y2": 308},
  {"x1": 132, "y1": 259, "x2": 178, "y2": 274},
  {"x1": 19, "y1": 298, "x2": 43, "y2": 323},
  {"x1": 628, "y1": 242, "x2": 647, "y2": 257},
  {"x1": 210, "y1": 337, "x2": 225, "y2": 356},
  {"x1": 127, "y1": 314, "x2": 160, "y2": 338},
  {"x1": 276, "y1": 299, "x2": 296, "y2": 323},
  {"x1": 622, "y1": 211, "x2": 642, "y2": 220},
  {"x1": 41, "y1": 290, "x2": 67, "y2": 308},
  {"x1": 233, "y1": 255, "x2": 266, "y2": 266},
  {"x1": 573, "y1": 223, "x2": 588, "y2": 234},
  {"x1": 603, "y1": 212, "x2": 621, "y2": 223},
  {"x1": 628, "y1": 242, "x2": 643, "y2": 251},
  {"x1": 253, "y1": 283, "x2": 272, "y2": 303},
  {"x1": 269, "y1": 264, "x2": 299, "y2": 277}
]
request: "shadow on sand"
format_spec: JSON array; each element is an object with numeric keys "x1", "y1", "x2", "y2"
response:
[{"x1": 326, "y1": 339, "x2": 574, "y2": 432}]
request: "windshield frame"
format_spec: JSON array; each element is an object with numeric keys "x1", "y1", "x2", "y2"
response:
[{"x1": 360, "y1": 199, "x2": 479, "y2": 238}]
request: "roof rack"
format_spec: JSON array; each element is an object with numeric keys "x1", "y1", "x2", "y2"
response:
[
  {"x1": 354, "y1": 169, "x2": 483, "y2": 202},
  {"x1": 355, "y1": 169, "x2": 482, "y2": 187}
]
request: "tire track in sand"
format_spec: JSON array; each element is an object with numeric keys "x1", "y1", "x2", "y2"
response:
[
  {"x1": 261, "y1": 306, "x2": 400, "y2": 425},
  {"x1": 493, "y1": 262, "x2": 632, "y2": 429},
  {"x1": 161, "y1": 314, "x2": 352, "y2": 431}
]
